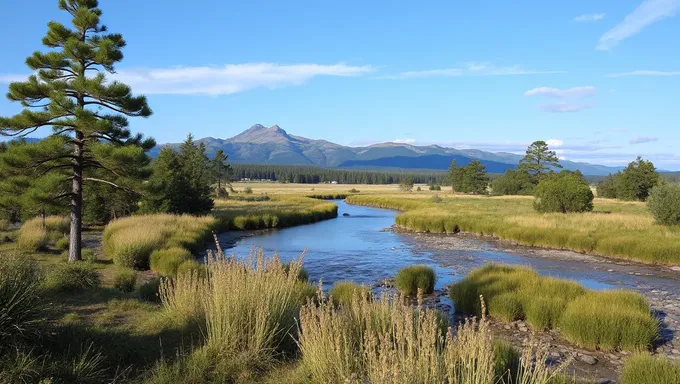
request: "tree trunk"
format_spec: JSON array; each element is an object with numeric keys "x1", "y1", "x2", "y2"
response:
[{"x1": 68, "y1": 131, "x2": 84, "y2": 262}]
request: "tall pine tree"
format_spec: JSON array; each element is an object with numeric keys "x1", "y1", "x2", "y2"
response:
[
  {"x1": 0, "y1": 0, "x2": 153, "y2": 261},
  {"x1": 518, "y1": 140, "x2": 562, "y2": 184}
]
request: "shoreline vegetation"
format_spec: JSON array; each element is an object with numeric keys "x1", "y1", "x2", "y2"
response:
[{"x1": 346, "y1": 193, "x2": 680, "y2": 266}]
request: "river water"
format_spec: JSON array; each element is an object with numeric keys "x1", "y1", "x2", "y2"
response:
[{"x1": 217, "y1": 200, "x2": 680, "y2": 296}]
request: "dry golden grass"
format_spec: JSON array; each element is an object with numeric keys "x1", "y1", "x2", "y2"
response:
[{"x1": 17, "y1": 216, "x2": 68, "y2": 251}]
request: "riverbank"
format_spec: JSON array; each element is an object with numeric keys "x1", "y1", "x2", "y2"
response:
[{"x1": 346, "y1": 194, "x2": 680, "y2": 266}]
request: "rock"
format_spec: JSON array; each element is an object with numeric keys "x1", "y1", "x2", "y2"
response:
[
  {"x1": 2, "y1": 236, "x2": 11, "y2": 243},
  {"x1": 550, "y1": 352, "x2": 561, "y2": 358},
  {"x1": 673, "y1": 349, "x2": 680, "y2": 355},
  {"x1": 597, "y1": 380, "x2": 612, "y2": 384},
  {"x1": 342, "y1": 213, "x2": 350, "y2": 217},
  {"x1": 519, "y1": 326, "x2": 528, "y2": 332},
  {"x1": 607, "y1": 353, "x2": 619, "y2": 360},
  {"x1": 504, "y1": 325, "x2": 511, "y2": 330},
  {"x1": 579, "y1": 355, "x2": 598, "y2": 365}
]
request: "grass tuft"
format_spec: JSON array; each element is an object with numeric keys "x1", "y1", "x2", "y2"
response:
[
  {"x1": 0, "y1": 255, "x2": 46, "y2": 341},
  {"x1": 620, "y1": 354, "x2": 680, "y2": 384},
  {"x1": 43, "y1": 261, "x2": 100, "y2": 292},
  {"x1": 113, "y1": 268, "x2": 137, "y2": 293},
  {"x1": 328, "y1": 281, "x2": 370, "y2": 307},
  {"x1": 395, "y1": 265, "x2": 436, "y2": 296}
]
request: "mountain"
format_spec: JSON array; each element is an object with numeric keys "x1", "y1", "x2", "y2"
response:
[{"x1": 152, "y1": 124, "x2": 626, "y2": 176}]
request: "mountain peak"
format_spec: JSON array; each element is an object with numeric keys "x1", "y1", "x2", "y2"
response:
[{"x1": 229, "y1": 124, "x2": 293, "y2": 144}]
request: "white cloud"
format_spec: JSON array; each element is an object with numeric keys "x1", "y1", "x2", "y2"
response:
[
  {"x1": 393, "y1": 138, "x2": 417, "y2": 144},
  {"x1": 112, "y1": 63, "x2": 375, "y2": 95},
  {"x1": 629, "y1": 136, "x2": 659, "y2": 144},
  {"x1": 546, "y1": 139, "x2": 564, "y2": 147},
  {"x1": 524, "y1": 86, "x2": 596, "y2": 98},
  {"x1": 539, "y1": 102, "x2": 594, "y2": 113},
  {"x1": 597, "y1": 0, "x2": 679, "y2": 51},
  {"x1": 0, "y1": 63, "x2": 375, "y2": 95},
  {"x1": 382, "y1": 63, "x2": 564, "y2": 79},
  {"x1": 0, "y1": 74, "x2": 28, "y2": 83},
  {"x1": 607, "y1": 70, "x2": 680, "y2": 77},
  {"x1": 573, "y1": 13, "x2": 606, "y2": 22}
]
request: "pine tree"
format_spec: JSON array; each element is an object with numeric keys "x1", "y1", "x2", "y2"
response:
[
  {"x1": 0, "y1": 0, "x2": 153, "y2": 261},
  {"x1": 518, "y1": 141, "x2": 562, "y2": 184},
  {"x1": 210, "y1": 149, "x2": 232, "y2": 190}
]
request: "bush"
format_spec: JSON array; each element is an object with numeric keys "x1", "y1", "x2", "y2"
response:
[
  {"x1": 349, "y1": 188, "x2": 360, "y2": 193},
  {"x1": 176, "y1": 260, "x2": 205, "y2": 277},
  {"x1": 113, "y1": 268, "x2": 137, "y2": 293},
  {"x1": 596, "y1": 174, "x2": 619, "y2": 198},
  {"x1": 139, "y1": 278, "x2": 162, "y2": 302},
  {"x1": 17, "y1": 220, "x2": 48, "y2": 251},
  {"x1": 395, "y1": 265, "x2": 436, "y2": 296},
  {"x1": 647, "y1": 183, "x2": 680, "y2": 225},
  {"x1": 43, "y1": 262, "x2": 100, "y2": 292},
  {"x1": 428, "y1": 184, "x2": 441, "y2": 191},
  {"x1": 431, "y1": 194, "x2": 443, "y2": 203},
  {"x1": 243, "y1": 186, "x2": 253, "y2": 194},
  {"x1": 534, "y1": 171, "x2": 594, "y2": 213},
  {"x1": 150, "y1": 247, "x2": 193, "y2": 276},
  {"x1": 0, "y1": 255, "x2": 45, "y2": 340},
  {"x1": 55, "y1": 236, "x2": 69, "y2": 251},
  {"x1": 491, "y1": 169, "x2": 534, "y2": 196},
  {"x1": 620, "y1": 354, "x2": 680, "y2": 384},
  {"x1": 416, "y1": 186, "x2": 422, "y2": 191},
  {"x1": 328, "y1": 281, "x2": 370, "y2": 307}
]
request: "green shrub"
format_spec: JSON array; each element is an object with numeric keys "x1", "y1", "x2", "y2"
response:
[
  {"x1": 534, "y1": 171, "x2": 594, "y2": 213},
  {"x1": 431, "y1": 194, "x2": 443, "y2": 203},
  {"x1": 428, "y1": 184, "x2": 441, "y2": 191},
  {"x1": 55, "y1": 236, "x2": 69, "y2": 251},
  {"x1": 139, "y1": 278, "x2": 162, "y2": 302},
  {"x1": 449, "y1": 265, "x2": 655, "y2": 350},
  {"x1": 113, "y1": 268, "x2": 137, "y2": 293},
  {"x1": 492, "y1": 169, "x2": 534, "y2": 196},
  {"x1": 596, "y1": 174, "x2": 619, "y2": 198},
  {"x1": 620, "y1": 354, "x2": 680, "y2": 384},
  {"x1": 647, "y1": 183, "x2": 680, "y2": 225},
  {"x1": 43, "y1": 262, "x2": 100, "y2": 292},
  {"x1": 328, "y1": 281, "x2": 370, "y2": 307},
  {"x1": 395, "y1": 265, "x2": 436, "y2": 296},
  {"x1": 559, "y1": 291, "x2": 658, "y2": 351},
  {"x1": 149, "y1": 247, "x2": 192, "y2": 276},
  {"x1": 0, "y1": 255, "x2": 45, "y2": 340}
]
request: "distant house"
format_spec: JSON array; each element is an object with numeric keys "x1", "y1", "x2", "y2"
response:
[{"x1": 331, "y1": 181, "x2": 338, "y2": 184}]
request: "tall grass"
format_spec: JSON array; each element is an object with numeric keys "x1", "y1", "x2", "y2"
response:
[
  {"x1": 298, "y1": 292, "x2": 566, "y2": 383},
  {"x1": 103, "y1": 214, "x2": 217, "y2": 268},
  {"x1": 620, "y1": 354, "x2": 680, "y2": 384},
  {"x1": 0, "y1": 255, "x2": 46, "y2": 341},
  {"x1": 213, "y1": 195, "x2": 338, "y2": 230},
  {"x1": 346, "y1": 194, "x2": 680, "y2": 265},
  {"x1": 17, "y1": 216, "x2": 68, "y2": 251},
  {"x1": 153, "y1": 250, "x2": 316, "y2": 380},
  {"x1": 449, "y1": 264, "x2": 657, "y2": 351},
  {"x1": 328, "y1": 281, "x2": 371, "y2": 307},
  {"x1": 395, "y1": 265, "x2": 436, "y2": 296},
  {"x1": 43, "y1": 261, "x2": 101, "y2": 292}
]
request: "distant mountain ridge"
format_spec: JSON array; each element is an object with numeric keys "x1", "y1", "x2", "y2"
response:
[{"x1": 151, "y1": 124, "x2": 626, "y2": 176}]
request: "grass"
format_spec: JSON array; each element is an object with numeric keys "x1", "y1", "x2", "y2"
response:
[
  {"x1": 149, "y1": 247, "x2": 192, "y2": 276},
  {"x1": 307, "y1": 193, "x2": 351, "y2": 200},
  {"x1": 212, "y1": 195, "x2": 338, "y2": 230},
  {"x1": 0, "y1": 255, "x2": 45, "y2": 341},
  {"x1": 43, "y1": 261, "x2": 101, "y2": 292},
  {"x1": 113, "y1": 268, "x2": 137, "y2": 293},
  {"x1": 620, "y1": 354, "x2": 680, "y2": 384},
  {"x1": 298, "y1": 290, "x2": 567, "y2": 383},
  {"x1": 17, "y1": 216, "x2": 69, "y2": 251},
  {"x1": 328, "y1": 281, "x2": 370, "y2": 306},
  {"x1": 395, "y1": 265, "x2": 436, "y2": 296},
  {"x1": 346, "y1": 194, "x2": 680, "y2": 265},
  {"x1": 449, "y1": 264, "x2": 658, "y2": 351},
  {"x1": 103, "y1": 214, "x2": 217, "y2": 269},
  {"x1": 153, "y1": 250, "x2": 317, "y2": 381}
]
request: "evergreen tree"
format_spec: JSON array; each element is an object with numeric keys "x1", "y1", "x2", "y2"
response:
[
  {"x1": 210, "y1": 149, "x2": 232, "y2": 190},
  {"x1": 518, "y1": 141, "x2": 562, "y2": 184},
  {"x1": 0, "y1": 0, "x2": 153, "y2": 261},
  {"x1": 447, "y1": 160, "x2": 464, "y2": 192},
  {"x1": 596, "y1": 173, "x2": 619, "y2": 199},
  {"x1": 141, "y1": 136, "x2": 214, "y2": 215},
  {"x1": 616, "y1": 156, "x2": 659, "y2": 201},
  {"x1": 491, "y1": 169, "x2": 535, "y2": 196},
  {"x1": 448, "y1": 160, "x2": 489, "y2": 194}
]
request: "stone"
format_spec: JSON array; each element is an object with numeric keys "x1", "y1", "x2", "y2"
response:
[
  {"x1": 519, "y1": 326, "x2": 528, "y2": 332},
  {"x1": 504, "y1": 325, "x2": 511, "y2": 330},
  {"x1": 579, "y1": 354, "x2": 598, "y2": 365},
  {"x1": 672, "y1": 349, "x2": 680, "y2": 355},
  {"x1": 607, "y1": 353, "x2": 619, "y2": 360}
]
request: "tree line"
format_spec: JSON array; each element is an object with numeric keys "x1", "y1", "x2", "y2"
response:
[{"x1": 231, "y1": 164, "x2": 447, "y2": 185}]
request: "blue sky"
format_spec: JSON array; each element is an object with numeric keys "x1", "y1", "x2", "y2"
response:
[{"x1": 1, "y1": 0, "x2": 679, "y2": 168}]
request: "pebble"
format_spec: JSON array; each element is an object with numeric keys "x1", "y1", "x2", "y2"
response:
[
  {"x1": 673, "y1": 349, "x2": 680, "y2": 355},
  {"x1": 579, "y1": 354, "x2": 598, "y2": 365},
  {"x1": 519, "y1": 326, "x2": 528, "y2": 332},
  {"x1": 607, "y1": 353, "x2": 619, "y2": 360}
]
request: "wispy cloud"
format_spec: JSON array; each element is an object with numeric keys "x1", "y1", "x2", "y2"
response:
[
  {"x1": 0, "y1": 63, "x2": 375, "y2": 96},
  {"x1": 540, "y1": 102, "x2": 594, "y2": 113},
  {"x1": 597, "y1": 0, "x2": 679, "y2": 51},
  {"x1": 381, "y1": 62, "x2": 564, "y2": 79},
  {"x1": 524, "y1": 86, "x2": 596, "y2": 98},
  {"x1": 629, "y1": 136, "x2": 659, "y2": 144},
  {"x1": 573, "y1": 13, "x2": 605, "y2": 22},
  {"x1": 0, "y1": 74, "x2": 28, "y2": 83},
  {"x1": 607, "y1": 70, "x2": 680, "y2": 77}
]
